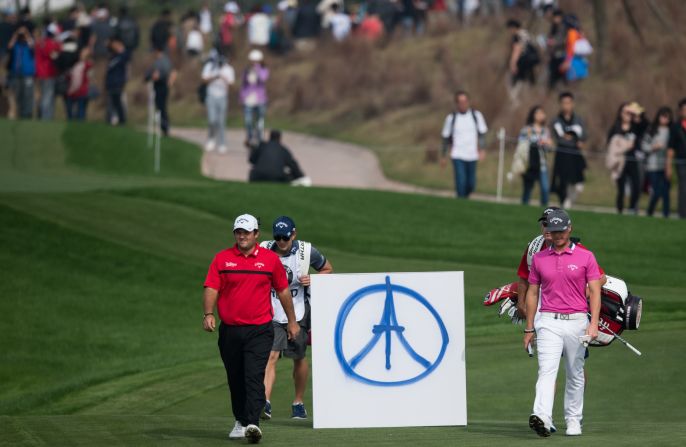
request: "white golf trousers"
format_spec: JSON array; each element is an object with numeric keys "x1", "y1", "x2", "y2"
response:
[{"x1": 533, "y1": 315, "x2": 587, "y2": 426}]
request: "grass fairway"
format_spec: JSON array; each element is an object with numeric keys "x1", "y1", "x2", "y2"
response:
[{"x1": 1, "y1": 119, "x2": 685, "y2": 446}]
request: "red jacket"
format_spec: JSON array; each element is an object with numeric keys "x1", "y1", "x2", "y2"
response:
[{"x1": 35, "y1": 38, "x2": 61, "y2": 79}]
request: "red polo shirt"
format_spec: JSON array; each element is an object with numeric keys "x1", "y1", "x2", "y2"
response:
[{"x1": 204, "y1": 244, "x2": 289, "y2": 325}]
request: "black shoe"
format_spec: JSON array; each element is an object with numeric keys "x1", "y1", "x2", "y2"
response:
[{"x1": 529, "y1": 414, "x2": 552, "y2": 437}]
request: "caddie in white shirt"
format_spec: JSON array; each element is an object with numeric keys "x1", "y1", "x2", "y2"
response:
[{"x1": 260, "y1": 216, "x2": 333, "y2": 421}]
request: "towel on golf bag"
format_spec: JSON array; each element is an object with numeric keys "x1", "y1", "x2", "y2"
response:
[{"x1": 483, "y1": 275, "x2": 643, "y2": 347}]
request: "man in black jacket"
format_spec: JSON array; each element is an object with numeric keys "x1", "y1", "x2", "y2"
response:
[
  {"x1": 249, "y1": 130, "x2": 305, "y2": 183},
  {"x1": 105, "y1": 37, "x2": 129, "y2": 125}
]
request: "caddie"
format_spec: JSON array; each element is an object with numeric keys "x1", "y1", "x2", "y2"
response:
[
  {"x1": 523, "y1": 209, "x2": 602, "y2": 437},
  {"x1": 260, "y1": 216, "x2": 333, "y2": 420}
]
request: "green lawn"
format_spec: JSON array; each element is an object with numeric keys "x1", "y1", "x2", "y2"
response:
[{"x1": 1, "y1": 119, "x2": 685, "y2": 446}]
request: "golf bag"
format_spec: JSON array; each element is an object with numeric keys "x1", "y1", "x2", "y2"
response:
[{"x1": 483, "y1": 275, "x2": 643, "y2": 347}]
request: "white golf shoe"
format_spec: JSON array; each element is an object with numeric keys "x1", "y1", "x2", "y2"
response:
[
  {"x1": 566, "y1": 419, "x2": 582, "y2": 436},
  {"x1": 228, "y1": 421, "x2": 245, "y2": 439},
  {"x1": 245, "y1": 424, "x2": 262, "y2": 444}
]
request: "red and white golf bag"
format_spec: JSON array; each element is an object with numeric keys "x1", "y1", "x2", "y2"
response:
[{"x1": 483, "y1": 275, "x2": 643, "y2": 347}]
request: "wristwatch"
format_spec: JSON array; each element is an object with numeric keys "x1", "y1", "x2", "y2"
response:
[{"x1": 203, "y1": 312, "x2": 213, "y2": 318}]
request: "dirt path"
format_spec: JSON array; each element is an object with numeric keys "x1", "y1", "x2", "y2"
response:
[
  {"x1": 172, "y1": 127, "x2": 448, "y2": 195},
  {"x1": 172, "y1": 127, "x2": 638, "y2": 216}
]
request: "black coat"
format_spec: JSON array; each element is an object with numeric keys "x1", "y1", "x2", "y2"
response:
[{"x1": 249, "y1": 140, "x2": 305, "y2": 182}]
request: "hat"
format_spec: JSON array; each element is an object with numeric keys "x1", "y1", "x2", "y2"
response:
[
  {"x1": 272, "y1": 216, "x2": 295, "y2": 238},
  {"x1": 225, "y1": 1, "x2": 240, "y2": 13},
  {"x1": 233, "y1": 214, "x2": 259, "y2": 232},
  {"x1": 538, "y1": 206, "x2": 561, "y2": 222},
  {"x1": 544, "y1": 209, "x2": 572, "y2": 232},
  {"x1": 248, "y1": 49, "x2": 263, "y2": 62},
  {"x1": 626, "y1": 102, "x2": 644, "y2": 115}
]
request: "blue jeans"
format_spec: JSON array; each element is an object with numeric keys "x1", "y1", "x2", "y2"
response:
[
  {"x1": 646, "y1": 171, "x2": 670, "y2": 217},
  {"x1": 206, "y1": 95, "x2": 228, "y2": 146},
  {"x1": 522, "y1": 170, "x2": 550, "y2": 206},
  {"x1": 452, "y1": 159, "x2": 477, "y2": 198},
  {"x1": 244, "y1": 104, "x2": 267, "y2": 144},
  {"x1": 65, "y1": 97, "x2": 88, "y2": 120},
  {"x1": 39, "y1": 78, "x2": 56, "y2": 120}
]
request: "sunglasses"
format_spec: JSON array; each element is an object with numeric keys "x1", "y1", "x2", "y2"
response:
[{"x1": 274, "y1": 235, "x2": 291, "y2": 242}]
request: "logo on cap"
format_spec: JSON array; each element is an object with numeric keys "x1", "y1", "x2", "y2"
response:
[
  {"x1": 550, "y1": 217, "x2": 564, "y2": 225},
  {"x1": 275, "y1": 221, "x2": 289, "y2": 229}
]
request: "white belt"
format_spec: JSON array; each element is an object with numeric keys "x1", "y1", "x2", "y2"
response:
[{"x1": 540, "y1": 312, "x2": 587, "y2": 321}]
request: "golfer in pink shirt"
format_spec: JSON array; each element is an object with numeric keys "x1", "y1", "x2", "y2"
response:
[{"x1": 523, "y1": 209, "x2": 602, "y2": 437}]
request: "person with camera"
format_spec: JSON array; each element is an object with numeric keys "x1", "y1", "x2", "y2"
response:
[
  {"x1": 7, "y1": 24, "x2": 36, "y2": 119},
  {"x1": 551, "y1": 92, "x2": 587, "y2": 209}
]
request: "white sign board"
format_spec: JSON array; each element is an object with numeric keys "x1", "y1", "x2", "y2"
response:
[{"x1": 310, "y1": 272, "x2": 466, "y2": 429}]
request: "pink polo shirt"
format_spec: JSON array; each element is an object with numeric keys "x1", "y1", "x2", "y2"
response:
[{"x1": 528, "y1": 243, "x2": 602, "y2": 314}]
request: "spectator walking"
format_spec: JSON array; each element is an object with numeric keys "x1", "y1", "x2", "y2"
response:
[
  {"x1": 105, "y1": 37, "x2": 129, "y2": 125},
  {"x1": 551, "y1": 91, "x2": 586, "y2": 209},
  {"x1": 219, "y1": 2, "x2": 241, "y2": 56},
  {"x1": 260, "y1": 216, "x2": 333, "y2": 421},
  {"x1": 247, "y1": 6, "x2": 271, "y2": 47},
  {"x1": 518, "y1": 105, "x2": 553, "y2": 206},
  {"x1": 249, "y1": 130, "x2": 306, "y2": 183},
  {"x1": 185, "y1": 23, "x2": 204, "y2": 57},
  {"x1": 241, "y1": 49, "x2": 269, "y2": 145},
  {"x1": 91, "y1": 6, "x2": 112, "y2": 60},
  {"x1": 150, "y1": 9, "x2": 172, "y2": 51},
  {"x1": 506, "y1": 19, "x2": 539, "y2": 104},
  {"x1": 440, "y1": 90, "x2": 488, "y2": 199},
  {"x1": 606, "y1": 102, "x2": 648, "y2": 214},
  {"x1": 203, "y1": 213, "x2": 299, "y2": 443},
  {"x1": 7, "y1": 25, "x2": 36, "y2": 119},
  {"x1": 145, "y1": 48, "x2": 177, "y2": 136},
  {"x1": 329, "y1": 3, "x2": 351, "y2": 42},
  {"x1": 667, "y1": 98, "x2": 686, "y2": 219},
  {"x1": 113, "y1": 6, "x2": 140, "y2": 54},
  {"x1": 35, "y1": 22, "x2": 61, "y2": 120},
  {"x1": 64, "y1": 47, "x2": 93, "y2": 120},
  {"x1": 292, "y1": 0, "x2": 321, "y2": 50},
  {"x1": 642, "y1": 107, "x2": 673, "y2": 218},
  {"x1": 202, "y1": 48, "x2": 235, "y2": 153},
  {"x1": 199, "y1": 2, "x2": 213, "y2": 37},
  {"x1": 561, "y1": 15, "x2": 592, "y2": 83},
  {"x1": 545, "y1": 8, "x2": 566, "y2": 91}
]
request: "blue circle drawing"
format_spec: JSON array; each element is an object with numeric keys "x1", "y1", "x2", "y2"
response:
[{"x1": 334, "y1": 275, "x2": 449, "y2": 387}]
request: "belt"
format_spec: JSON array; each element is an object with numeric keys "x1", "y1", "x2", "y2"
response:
[{"x1": 540, "y1": 312, "x2": 587, "y2": 321}]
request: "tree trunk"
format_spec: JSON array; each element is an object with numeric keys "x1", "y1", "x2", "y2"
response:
[{"x1": 591, "y1": 0, "x2": 607, "y2": 72}]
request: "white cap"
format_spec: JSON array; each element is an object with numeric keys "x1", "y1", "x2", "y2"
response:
[
  {"x1": 225, "y1": 1, "x2": 240, "y2": 13},
  {"x1": 248, "y1": 49, "x2": 263, "y2": 62},
  {"x1": 233, "y1": 214, "x2": 259, "y2": 232}
]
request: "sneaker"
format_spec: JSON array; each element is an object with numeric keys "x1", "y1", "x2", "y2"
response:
[
  {"x1": 566, "y1": 419, "x2": 582, "y2": 436},
  {"x1": 529, "y1": 414, "x2": 552, "y2": 437},
  {"x1": 261, "y1": 400, "x2": 272, "y2": 420},
  {"x1": 218, "y1": 145, "x2": 227, "y2": 154},
  {"x1": 228, "y1": 421, "x2": 245, "y2": 440},
  {"x1": 291, "y1": 402, "x2": 307, "y2": 419},
  {"x1": 204, "y1": 140, "x2": 216, "y2": 152},
  {"x1": 245, "y1": 424, "x2": 262, "y2": 444}
]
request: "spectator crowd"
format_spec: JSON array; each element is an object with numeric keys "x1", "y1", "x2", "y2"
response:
[{"x1": 1, "y1": 1, "x2": 684, "y2": 218}]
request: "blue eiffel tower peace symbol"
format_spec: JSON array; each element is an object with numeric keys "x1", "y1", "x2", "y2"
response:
[{"x1": 334, "y1": 276, "x2": 449, "y2": 386}]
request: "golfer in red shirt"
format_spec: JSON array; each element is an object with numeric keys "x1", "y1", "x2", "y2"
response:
[
  {"x1": 203, "y1": 214, "x2": 299, "y2": 444},
  {"x1": 523, "y1": 209, "x2": 601, "y2": 438}
]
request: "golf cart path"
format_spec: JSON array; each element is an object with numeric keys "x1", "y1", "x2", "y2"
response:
[
  {"x1": 172, "y1": 128, "x2": 445, "y2": 194},
  {"x1": 173, "y1": 127, "x2": 623, "y2": 215}
]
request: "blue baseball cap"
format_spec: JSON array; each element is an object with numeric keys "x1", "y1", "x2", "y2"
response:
[{"x1": 272, "y1": 216, "x2": 296, "y2": 238}]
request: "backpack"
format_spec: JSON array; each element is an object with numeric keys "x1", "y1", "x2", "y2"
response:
[{"x1": 519, "y1": 42, "x2": 541, "y2": 68}]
